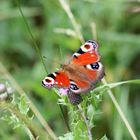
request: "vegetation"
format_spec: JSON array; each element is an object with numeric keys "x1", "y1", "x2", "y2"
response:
[{"x1": 0, "y1": 0, "x2": 140, "y2": 140}]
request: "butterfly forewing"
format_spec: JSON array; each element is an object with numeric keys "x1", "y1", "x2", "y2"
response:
[
  {"x1": 42, "y1": 71, "x2": 70, "y2": 88},
  {"x1": 54, "y1": 71, "x2": 70, "y2": 87},
  {"x1": 71, "y1": 40, "x2": 100, "y2": 65}
]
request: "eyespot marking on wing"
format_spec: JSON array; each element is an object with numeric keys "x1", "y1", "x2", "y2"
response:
[
  {"x1": 85, "y1": 62, "x2": 102, "y2": 70},
  {"x1": 69, "y1": 80, "x2": 83, "y2": 93},
  {"x1": 73, "y1": 40, "x2": 98, "y2": 56},
  {"x1": 80, "y1": 43, "x2": 93, "y2": 52},
  {"x1": 70, "y1": 81, "x2": 79, "y2": 91},
  {"x1": 87, "y1": 40, "x2": 98, "y2": 49},
  {"x1": 42, "y1": 76, "x2": 55, "y2": 89}
]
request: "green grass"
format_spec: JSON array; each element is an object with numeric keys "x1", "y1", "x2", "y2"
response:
[{"x1": 0, "y1": 0, "x2": 140, "y2": 140}]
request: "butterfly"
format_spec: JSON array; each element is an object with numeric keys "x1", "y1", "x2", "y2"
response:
[{"x1": 42, "y1": 40, "x2": 104, "y2": 105}]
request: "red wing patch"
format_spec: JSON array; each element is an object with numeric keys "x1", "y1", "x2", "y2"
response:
[
  {"x1": 71, "y1": 51, "x2": 99, "y2": 65},
  {"x1": 54, "y1": 71, "x2": 70, "y2": 88}
]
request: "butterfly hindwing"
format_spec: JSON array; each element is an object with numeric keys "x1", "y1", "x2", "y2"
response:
[
  {"x1": 68, "y1": 62, "x2": 104, "y2": 94},
  {"x1": 84, "y1": 62, "x2": 105, "y2": 83},
  {"x1": 69, "y1": 79, "x2": 91, "y2": 94}
]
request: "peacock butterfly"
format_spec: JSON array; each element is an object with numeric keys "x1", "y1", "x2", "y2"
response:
[{"x1": 42, "y1": 40, "x2": 104, "y2": 105}]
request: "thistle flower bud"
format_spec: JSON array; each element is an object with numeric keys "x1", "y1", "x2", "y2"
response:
[
  {"x1": 68, "y1": 90, "x2": 82, "y2": 105},
  {"x1": 0, "y1": 83, "x2": 13, "y2": 100}
]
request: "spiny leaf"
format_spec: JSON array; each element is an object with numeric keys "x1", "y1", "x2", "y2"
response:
[
  {"x1": 58, "y1": 132, "x2": 73, "y2": 140},
  {"x1": 18, "y1": 96, "x2": 29, "y2": 115},
  {"x1": 92, "y1": 79, "x2": 140, "y2": 93},
  {"x1": 100, "y1": 135, "x2": 109, "y2": 140}
]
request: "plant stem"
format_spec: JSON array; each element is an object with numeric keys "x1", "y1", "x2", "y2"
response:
[
  {"x1": 16, "y1": 0, "x2": 48, "y2": 74},
  {"x1": 59, "y1": 0, "x2": 85, "y2": 44},
  {"x1": 77, "y1": 105, "x2": 92, "y2": 140},
  {"x1": 102, "y1": 78, "x2": 138, "y2": 140},
  {"x1": 59, "y1": 104, "x2": 71, "y2": 132},
  {"x1": 17, "y1": 0, "x2": 71, "y2": 134},
  {"x1": 90, "y1": 22, "x2": 97, "y2": 41}
]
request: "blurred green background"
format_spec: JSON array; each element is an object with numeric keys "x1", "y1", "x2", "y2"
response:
[{"x1": 0, "y1": 0, "x2": 140, "y2": 139}]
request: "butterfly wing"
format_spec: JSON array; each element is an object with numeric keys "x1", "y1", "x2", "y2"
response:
[
  {"x1": 67, "y1": 40, "x2": 104, "y2": 94},
  {"x1": 71, "y1": 40, "x2": 100, "y2": 65},
  {"x1": 84, "y1": 62, "x2": 105, "y2": 83},
  {"x1": 67, "y1": 62, "x2": 104, "y2": 94},
  {"x1": 42, "y1": 71, "x2": 70, "y2": 89}
]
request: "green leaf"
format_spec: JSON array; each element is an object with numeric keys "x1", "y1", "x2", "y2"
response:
[
  {"x1": 18, "y1": 96, "x2": 29, "y2": 115},
  {"x1": 58, "y1": 132, "x2": 73, "y2": 140},
  {"x1": 73, "y1": 120, "x2": 87, "y2": 140},
  {"x1": 1, "y1": 114, "x2": 22, "y2": 129},
  {"x1": 89, "y1": 94, "x2": 102, "y2": 108},
  {"x1": 100, "y1": 135, "x2": 109, "y2": 140},
  {"x1": 92, "y1": 79, "x2": 140, "y2": 93}
]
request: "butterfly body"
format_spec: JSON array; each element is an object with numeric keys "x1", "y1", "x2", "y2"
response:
[{"x1": 42, "y1": 40, "x2": 105, "y2": 104}]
